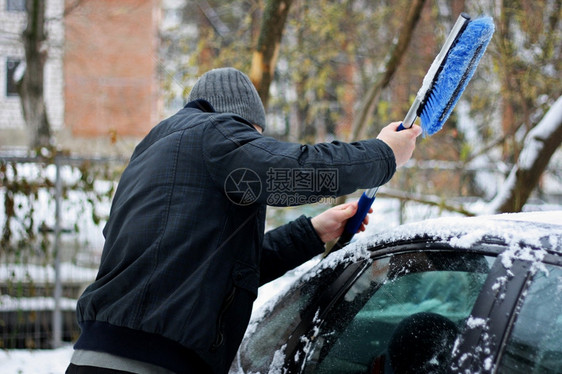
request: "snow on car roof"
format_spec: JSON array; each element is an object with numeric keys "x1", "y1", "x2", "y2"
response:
[
  {"x1": 248, "y1": 211, "x2": 562, "y2": 336},
  {"x1": 485, "y1": 210, "x2": 562, "y2": 226},
  {"x1": 343, "y1": 210, "x2": 562, "y2": 281},
  {"x1": 350, "y1": 210, "x2": 562, "y2": 255}
]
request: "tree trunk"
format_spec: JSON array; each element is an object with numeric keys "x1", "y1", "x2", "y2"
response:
[
  {"x1": 249, "y1": 0, "x2": 293, "y2": 109},
  {"x1": 349, "y1": 0, "x2": 426, "y2": 141},
  {"x1": 493, "y1": 96, "x2": 562, "y2": 213},
  {"x1": 17, "y1": 0, "x2": 51, "y2": 149}
]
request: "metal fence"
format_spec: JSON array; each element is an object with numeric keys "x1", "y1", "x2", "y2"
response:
[{"x1": 0, "y1": 153, "x2": 127, "y2": 349}]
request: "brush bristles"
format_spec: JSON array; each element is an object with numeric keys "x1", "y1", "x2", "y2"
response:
[{"x1": 420, "y1": 16, "x2": 495, "y2": 136}]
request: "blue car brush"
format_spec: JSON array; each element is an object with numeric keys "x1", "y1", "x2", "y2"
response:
[{"x1": 331, "y1": 13, "x2": 495, "y2": 253}]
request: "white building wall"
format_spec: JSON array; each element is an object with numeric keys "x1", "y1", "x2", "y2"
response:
[
  {"x1": 0, "y1": 0, "x2": 26, "y2": 130},
  {"x1": 0, "y1": 0, "x2": 64, "y2": 135},
  {"x1": 44, "y1": 0, "x2": 65, "y2": 131}
]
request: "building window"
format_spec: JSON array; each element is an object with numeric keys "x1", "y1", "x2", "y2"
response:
[
  {"x1": 6, "y1": 58, "x2": 22, "y2": 97},
  {"x1": 6, "y1": 0, "x2": 26, "y2": 12}
]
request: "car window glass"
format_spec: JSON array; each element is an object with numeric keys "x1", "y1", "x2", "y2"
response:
[
  {"x1": 238, "y1": 264, "x2": 349, "y2": 372},
  {"x1": 496, "y1": 264, "x2": 562, "y2": 374},
  {"x1": 303, "y1": 252, "x2": 494, "y2": 374}
]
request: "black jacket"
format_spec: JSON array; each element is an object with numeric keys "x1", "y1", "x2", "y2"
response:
[{"x1": 74, "y1": 100, "x2": 396, "y2": 373}]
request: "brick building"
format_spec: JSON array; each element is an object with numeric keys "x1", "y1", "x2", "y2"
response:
[{"x1": 0, "y1": 0, "x2": 162, "y2": 156}]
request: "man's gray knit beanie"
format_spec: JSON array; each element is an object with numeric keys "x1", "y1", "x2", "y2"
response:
[{"x1": 187, "y1": 67, "x2": 267, "y2": 131}]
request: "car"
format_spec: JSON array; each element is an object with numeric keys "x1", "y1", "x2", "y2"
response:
[{"x1": 229, "y1": 211, "x2": 562, "y2": 374}]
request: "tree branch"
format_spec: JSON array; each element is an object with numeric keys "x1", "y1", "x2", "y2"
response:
[
  {"x1": 249, "y1": 0, "x2": 293, "y2": 109},
  {"x1": 349, "y1": 0, "x2": 426, "y2": 141},
  {"x1": 377, "y1": 189, "x2": 476, "y2": 216},
  {"x1": 18, "y1": 0, "x2": 51, "y2": 149},
  {"x1": 491, "y1": 96, "x2": 562, "y2": 213}
]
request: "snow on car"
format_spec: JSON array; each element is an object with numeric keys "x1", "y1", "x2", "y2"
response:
[{"x1": 230, "y1": 211, "x2": 562, "y2": 374}]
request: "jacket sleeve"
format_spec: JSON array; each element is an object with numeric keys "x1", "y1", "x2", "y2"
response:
[
  {"x1": 202, "y1": 114, "x2": 396, "y2": 206},
  {"x1": 259, "y1": 215, "x2": 325, "y2": 285}
]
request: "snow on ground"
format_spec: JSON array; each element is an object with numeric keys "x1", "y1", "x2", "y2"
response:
[
  {"x1": 0, "y1": 262, "x2": 98, "y2": 284},
  {"x1": 0, "y1": 345, "x2": 74, "y2": 374}
]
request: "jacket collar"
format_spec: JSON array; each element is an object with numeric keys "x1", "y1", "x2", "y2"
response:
[
  {"x1": 184, "y1": 98, "x2": 259, "y2": 132},
  {"x1": 184, "y1": 99, "x2": 215, "y2": 112}
]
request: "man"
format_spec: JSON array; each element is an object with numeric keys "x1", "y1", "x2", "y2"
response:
[{"x1": 66, "y1": 67, "x2": 421, "y2": 374}]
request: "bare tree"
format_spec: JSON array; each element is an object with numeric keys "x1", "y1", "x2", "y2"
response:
[
  {"x1": 16, "y1": 0, "x2": 51, "y2": 149},
  {"x1": 491, "y1": 96, "x2": 562, "y2": 213},
  {"x1": 249, "y1": 0, "x2": 294, "y2": 108}
]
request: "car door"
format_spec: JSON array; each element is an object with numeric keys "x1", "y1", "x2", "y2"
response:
[
  {"x1": 233, "y1": 258, "x2": 366, "y2": 373},
  {"x1": 494, "y1": 260, "x2": 562, "y2": 373},
  {"x1": 450, "y1": 238, "x2": 562, "y2": 374},
  {"x1": 235, "y1": 236, "x2": 561, "y2": 374},
  {"x1": 460, "y1": 251, "x2": 562, "y2": 374},
  {"x1": 287, "y1": 246, "x2": 497, "y2": 374}
]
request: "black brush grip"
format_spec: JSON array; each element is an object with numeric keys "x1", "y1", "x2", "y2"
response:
[{"x1": 332, "y1": 231, "x2": 355, "y2": 252}]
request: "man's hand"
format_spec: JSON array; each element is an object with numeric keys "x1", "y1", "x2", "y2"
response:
[
  {"x1": 376, "y1": 122, "x2": 422, "y2": 168},
  {"x1": 311, "y1": 202, "x2": 372, "y2": 243}
]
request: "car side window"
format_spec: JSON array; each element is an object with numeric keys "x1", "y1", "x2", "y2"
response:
[
  {"x1": 237, "y1": 263, "x2": 352, "y2": 372},
  {"x1": 496, "y1": 264, "x2": 562, "y2": 373},
  {"x1": 302, "y1": 252, "x2": 493, "y2": 374}
]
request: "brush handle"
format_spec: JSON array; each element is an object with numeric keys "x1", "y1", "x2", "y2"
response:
[
  {"x1": 332, "y1": 190, "x2": 377, "y2": 251},
  {"x1": 330, "y1": 13, "x2": 474, "y2": 254},
  {"x1": 331, "y1": 121, "x2": 411, "y2": 251},
  {"x1": 401, "y1": 96, "x2": 423, "y2": 129}
]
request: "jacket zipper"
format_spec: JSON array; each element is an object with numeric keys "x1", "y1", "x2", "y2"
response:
[{"x1": 211, "y1": 286, "x2": 237, "y2": 350}]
